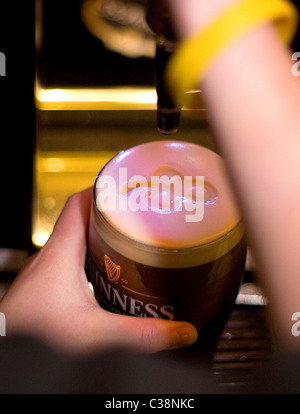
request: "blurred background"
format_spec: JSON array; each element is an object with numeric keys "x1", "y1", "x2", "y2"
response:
[
  {"x1": 1, "y1": 0, "x2": 299, "y2": 270},
  {"x1": 33, "y1": 0, "x2": 212, "y2": 251},
  {"x1": 1, "y1": 0, "x2": 300, "y2": 387},
  {"x1": 4, "y1": 0, "x2": 212, "y2": 261}
]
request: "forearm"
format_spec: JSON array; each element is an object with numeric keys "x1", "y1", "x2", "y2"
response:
[
  {"x1": 167, "y1": 0, "x2": 300, "y2": 347},
  {"x1": 202, "y1": 25, "x2": 300, "y2": 346}
]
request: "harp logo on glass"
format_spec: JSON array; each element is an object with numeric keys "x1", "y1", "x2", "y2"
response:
[
  {"x1": 96, "y1": 168, "x2": 206, "y2": 223},
  {"x1": 0, "y1": 53, "x2": 6, "y2": 76}
]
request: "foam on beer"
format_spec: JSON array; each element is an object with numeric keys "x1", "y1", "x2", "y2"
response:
[{"x1": 95, "y1": 141, "x2": 241, "y2": 252}]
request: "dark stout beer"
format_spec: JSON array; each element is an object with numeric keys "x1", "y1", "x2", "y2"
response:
[{"x1": 86, "y1": 141, "x2": 246, "y2": 355}]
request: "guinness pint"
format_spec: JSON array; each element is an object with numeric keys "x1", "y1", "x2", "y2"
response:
[{"x1": 86, "y1": 141, "x2": 246, "y2": 354}]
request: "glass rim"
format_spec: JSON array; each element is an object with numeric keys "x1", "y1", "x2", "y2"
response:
[{"x1": 92, "y1": 199, "x2": 244, "y2": 268}]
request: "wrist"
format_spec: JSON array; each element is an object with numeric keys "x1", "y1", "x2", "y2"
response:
[
  {"x1": 165, "y1": 0, "x2": 242, "y2": 39},
  {"x1": 166, "y1": 0, "x2": 298, "y2": 106}
]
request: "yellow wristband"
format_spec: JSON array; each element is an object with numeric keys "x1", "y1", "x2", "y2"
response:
[{"x1": 167, "y1": 0, "x2": 298, "y2": 107}]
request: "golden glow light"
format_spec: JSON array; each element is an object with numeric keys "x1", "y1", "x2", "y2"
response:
[
  {"x1": 32, "y1": 232, "x2": 50, "y2": 247},
  {"x1": 36, "y1": 86, "x2": 157, "y2": 110},
  {"x1": 32, "y1": 151, "x2": 117, "y2": 248}
]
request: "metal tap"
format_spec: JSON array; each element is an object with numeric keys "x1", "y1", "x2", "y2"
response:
[{"x1": 146, "y1": 0, "x2": 181, "y2": 135}]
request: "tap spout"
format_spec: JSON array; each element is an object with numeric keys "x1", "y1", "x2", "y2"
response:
[{"x1": 146, "y1": 0, "x2": 181, "y2": 134}]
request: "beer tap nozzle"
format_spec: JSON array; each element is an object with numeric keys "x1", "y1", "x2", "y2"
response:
[{"x1": 146, "y1": 1, "x2": 181, "y2": 135}]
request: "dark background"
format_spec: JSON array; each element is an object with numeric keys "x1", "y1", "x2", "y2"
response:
[
  {"x1": 0, "y1": 1, "x2": 35, "y2": 250},
  {"x1": 37, "y1": 0, "x2": 155, "y2": 87},
  {"x1": 1, "y1": 0, "x2": 300, "y2": 252}
]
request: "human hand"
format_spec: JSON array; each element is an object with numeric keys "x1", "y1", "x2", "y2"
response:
[
  {"x1": 0, "y1": 188, "x2": 198, "y2": 355},
  {"x1": 163, "y1": 0, "x2": 240, "y2": 39}
]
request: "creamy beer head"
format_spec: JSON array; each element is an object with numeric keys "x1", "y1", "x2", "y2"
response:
[
  {"x1": 94, "y1": 141, "x2": 241, "y2": 265},
  {"x1": 87, "y1": 141, "x2": 246, "y2": 352}
]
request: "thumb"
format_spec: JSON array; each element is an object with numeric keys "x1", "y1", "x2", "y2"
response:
[
  {"x1": 43, "y1": 188, "x2": 93, "y2": 268},
  {"x1": 84, "y1": 309, "x2": 198, "y2": 354},
  {"x1": 118, "y1": 316, "x2": 199, "y2": 353}
]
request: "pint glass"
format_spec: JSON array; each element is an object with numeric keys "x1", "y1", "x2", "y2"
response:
[{"x1": 86, "y1": 141, "x2": 246, "y2": 355}]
